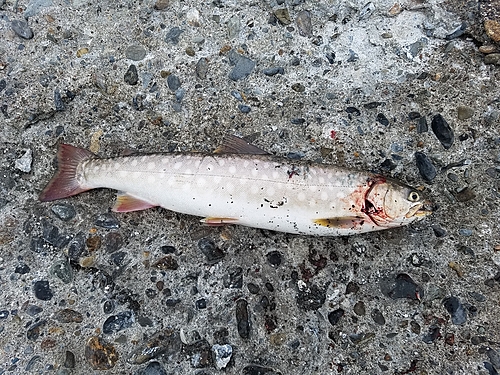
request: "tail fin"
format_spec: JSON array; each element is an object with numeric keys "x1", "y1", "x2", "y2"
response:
[{"x1": 39, "y1": 144, "x2": 95, "y2": 202}]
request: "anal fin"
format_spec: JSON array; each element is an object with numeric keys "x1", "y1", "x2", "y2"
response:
[
  {"x1": 112, "y1": 193, "x2": 157, "y2": 213},
  {"x1": 201, "y1": 217, "x2": 240, "y2": 226}
]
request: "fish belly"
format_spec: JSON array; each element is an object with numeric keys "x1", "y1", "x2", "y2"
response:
[{"x1": 83, "y1": 153, "x2": 375, "y2": 235}]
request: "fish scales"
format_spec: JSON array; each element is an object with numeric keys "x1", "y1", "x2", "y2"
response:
[
  {"x1": 40, "y1": 139, "x2": 431, "y2": 236},
  {"x1": 83, "y1": 153, "x2": 370, "y2": 234}
]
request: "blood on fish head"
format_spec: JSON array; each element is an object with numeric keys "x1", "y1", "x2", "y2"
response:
[{"x1": 364, "y1": 178, "x2": 432, "y2": 227}]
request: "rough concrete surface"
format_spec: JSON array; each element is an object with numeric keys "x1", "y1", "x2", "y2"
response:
[{"x1": 1, "y1": 0, "x2": 500, "y2": 373}]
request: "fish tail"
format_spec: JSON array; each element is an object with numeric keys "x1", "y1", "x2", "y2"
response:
[{"x1": 39, "y1": 144, "x2": 95, "y2": 202}]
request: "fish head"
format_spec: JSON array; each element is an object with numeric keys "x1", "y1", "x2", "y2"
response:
[{"x1": 364, "y1": 178, "x2": 432, "y2": 227}]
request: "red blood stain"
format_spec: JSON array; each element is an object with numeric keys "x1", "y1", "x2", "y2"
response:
[{"x1": 330, "y1": 130, "x2": 337, "y2": 139}]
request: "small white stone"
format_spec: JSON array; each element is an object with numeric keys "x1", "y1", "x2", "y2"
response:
[
  {"x1": 228, "y1": 165, "x2": 236, "y2": 174},
  {"x1": 212, "y1": 344, "x2": 232, "y2": 370},
  {"x1": 297, "y1": 192, "x2": 306, "y2": 201},
  {"x1": 15, "y1": 149, "x2": 32, "y2": 173},
  {"x1": 147, "y1": 161, "x2": 156, "y2": 170}
]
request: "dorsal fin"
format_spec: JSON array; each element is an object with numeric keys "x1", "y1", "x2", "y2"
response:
[{"x1": 214, "y1": 135, "x2": 269, "y2": 155}]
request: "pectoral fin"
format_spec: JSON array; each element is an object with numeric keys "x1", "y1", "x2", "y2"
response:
[
  {"x1": 112, "y1": 193, "x2": 157, "y2": 212},
  {"x1": 313, "y1": 217, "x2": 365, "y2": 229},
  {"x1": 201, "y1": 217, "x2": 240, "y2": 226}
]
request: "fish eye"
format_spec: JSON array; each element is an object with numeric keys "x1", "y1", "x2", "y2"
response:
[{"x1": 408, "y1": 191, "x2": 420, "y2": 202}]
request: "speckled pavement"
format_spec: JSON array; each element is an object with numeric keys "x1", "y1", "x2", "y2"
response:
[{"x1": 1, "y1": 0, "x2": 500, "y2": 374}]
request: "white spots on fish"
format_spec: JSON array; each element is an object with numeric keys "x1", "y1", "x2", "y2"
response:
[
  {"x1": 321, "y1": 192, "x2": 329, "y2": 201},
  {"x1": 182, "y1": 182, "x2": 191, "y2": 191},
  {"x1": 297, "y1": 192, "x2": 306, "y2": 201},
  {"x1": 228, "y1": 165, "x2": 236, "y2": 174},
  {"x1": 174, "y1": 162, "x2": 182, "y2": 170},
  {"x1": 226, "y1": 183, "x2": 235, "y2": 194},
  {"x1": 113, "y1": 162, "x2": 121, "y2": 170},
  {"x1": 167, "y1": 176, "x2": 175, "y2": 186},
  {"x1": 196, "y1": 178, "x2": 206, "y2": 187},
  {"x1": 251, "y1": 169, "x2": 258, "y2": 177},
  {"x1": 336, "y1": 191, "x2": 346, "y2": 199},
  {"x1": 131, "y1": 159, "x2": 138, "y2": 167},
  {"x1": 261, "y1": 174, "x2": 269, "y2": 180},
  {"x1": 239, "y1": 178, "x2": 246, "y2": 185},
  {"x1": 272, "y1": 171, "x2": 279, "y2": 179},
  {"x1": 263, "y1": 162, "x2": 270, "y2": 169},
  {"x1": 243, "y1": 160, "x2": 249, "y2": 168},
  {"x1": 218, "y1": 159, "x2": 225, "y2": 167},
  {"x1": 309, "y1": 185, "x2": 317, "y2": 192},
  {"x1": 147, "y1": 161, "x2": 156, "y2": 170},
  {"x1": 308, "y1": 198, "x2": 317, "y2": 207},
  {"x1": 140, "y1": 156, "x2": 148, "y2": 163},
  {"x1": 184, "y1": 169, "x2": 192, "y2": 175},
  {"x1": 119, "y1": 170, "x2": 128, "y2": 178},
  {"x1": 318, "y1": 177, "x2": 325, "y2": 184},
  {"x1": 267, "y1": 187, "x2": 276, "y2": 196},
  {"x1": 327, "y1": 173, "x2": 333, "y2": 179},
  {"x1": 251, "y1": 185, "x2": 259, "y2": 194},
  {"x1": 147, "y1": 175, "x2": 156, "y2": 184},
  {"x1": 213, "y1": 175, "x2": 222, "y2": 184}
]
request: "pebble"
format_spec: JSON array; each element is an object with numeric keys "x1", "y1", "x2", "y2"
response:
[
  {"x1": 431, "y1": 114, "x2": 454, "y2": 149},
  {"x1": 422, "y1": 326, "x2": 441, "y2": 344},
  {"x1": 238, "y1": 104, "x2": 251, "y2": 113},
  {"x1": 103, "y1": 300, "x2": 115, "y2": 314},
  {"x1": 247, "y1": 283, "x2": 260, "y2": 294},
  {"x1": 11, "y1": 20, "x2": 34, "y2": 39},
  {"x1": 432, "y1": 224, "x2": 447, "y2": 237},
  {"x1": 443, "y1": 296, "x2": 467, "y2": 325},
  {"x1": 51, "y1": 203, "x2": 76, "y2": 221},
  {"x1": 15, "y1": 149, "x2": 32, "y2": 172},
  {"x1": 26, "y1": 304, "x2": 43, "y2": 316},
  {"x1": 15, "y1": 263, "x2": 30, "y2": 274},
  {"x1": 485, "y1": 19, "x2": 500, "y2": 42},
  {"x1": 353, "y1": 301, "x2": 366, "y2": 316},
  {"x1": 105, "y1": 232, "x2": 123, "y2": 253},
  {"x1": 266, "y1": 251, "x2": 282, "y2": 267},
  {"x1": 165, "y1": 27, "x2": 183, "y2": 44},
  {"x1": 358, "y1": 2, "x2": 375, "y2": 21},
  {"x1": 228, "y1": 54, "x2": 256, "y2": 81},
  {"x1": 262, "y1": 67, "x2": 284, "y2": 76},
  {"x1": 295, "y1": 10, "x2": 312, "y2": 36},
  {"x1": 198, "y1": 238, "x2": 225, "y2": 263},
  {"x1": 76, "y1": 47, "x2": 89, "y2": 58},
  {"x1": 328, "y1": 308, "x2": 345, "y2": 326},
  {"x1": 227, "y1": 15, "x2": 241, "y2": 39},
  {"x1": 291, "y1": 83, "x2": 305, "y2": 92},
  {"x1": 153, "y1": 0, "x2": 169, "y2": 10},
  {"x1": 415, "y1": 152, "x2": 437, "y2": 181},
  {"x1": 129, "y1": 329, "x2": 181, "y2": 364},
  {"x1": 24, "y1": 0, "x2": 53, "y2": 18},
  {"x1": 296, "y1": 283, "x2": 326, "y2": 310},
  {"x1": 185, "y1": 339, "x2": 212, "y2": 367},
  {"x1": 212, "y1": 344, "x2": 232, "y2": 370},
  {"x1": 68, "y1": 232, "x2": 86, "y2": 261},
  {"x1": 346, "y1": 106, "x2": 361, "y2": 116},
  {"x1": 371, "y1": 309, "x2": 386, "y2": 325},
  {"x1": 138, "y1": 361, "x2": 167, "y2": 375},
  {"x1": 224, "y1": 266, "x2": 243, "y2": 288},
  {"x1": 0, "y1": 79, "x2": 5, "y2": 92},
  {"x1": 447, "y1": 172, "x2": 458, "y2": 182},
  {"x1": 167, "y1": 74, "x2": 181, "y2": 91},
  {"x1": 54, "y1": 89, "x2": 65, "y2": 111},
  {"x1": 195, "y1": 298, "x2": 207, "y2": 309},
  {"x1": 124, "y1": 64, "x2": 139, "y2": 85},
  {"x1": 85, "y1": 336, "x2": 118, "y2": 370},
  {"x1": 95, "y1": 213, "x2": 120, "y2": 229},
  {"x1": 445, "y1": 22, "x2": 467, "y2": 40},
  {"x1": 236, "y1": 299, "x2": 250, "y2": 339},
  {"x1": 27, "y1": 320, "x2": 46, "y2": 341},
  {"x1": 196, "y1": 58, "x2": 208, "y2": 79},
  {"x1": 457, "y1": 105, "x2": 473, "y2": 120},
  {"x1": 125, "y1": 45, "x2": 147, "y2": 61},
  {"x1": 103, "y1": 311, "x2": 134, "y2": 334},
  {"x1": 53, "y1": 308, "x2": 83, "y2": 323},
  {"x1": 417, "y1": 116, "x2": 428, "y2": 133},
  {"x1": 484, "y1": 53, "x2": 500, "y2": 65},
  {"x1": 274, "y1": 8, "x2": 291, "y2": 25},
  {"x1": 33, "y1": 280, "x2": 53, "y2": 300},
  {"x1": 0, "y1": 310, "x2": 9, "y2": 319},
  {"x1": 379, "y1": 273, "x2": 424, "y2": 300},
  {"x1": 376, "y1": 113, "x2": 389, "y2": 126},
  {"x1": 50, "y1": 260, "x2": 73, "y2": 283},
  {"x1": 63, "y1": 351, "x2": 75, "y2": 368},
  {"x1": 186, "y1": 8, "x2": 200, "y2": 27},
  {"x1": 152, "y1": 255, "x2": 178, "y2": 270},
  {"x1": 458, "y1": 228, "x2": 473, "y2": 236}
]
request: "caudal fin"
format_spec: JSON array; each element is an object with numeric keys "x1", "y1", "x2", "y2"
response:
[{"x1": 39, "y1": 144, "x2": 95, "y2": 202}]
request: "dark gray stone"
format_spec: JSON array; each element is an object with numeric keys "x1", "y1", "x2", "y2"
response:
[{"x1": 11, "y1": 20, "x2": 34, "y2": 39}]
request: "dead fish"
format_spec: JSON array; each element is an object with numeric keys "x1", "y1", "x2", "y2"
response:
[{"x1": 39, "y1": 136, "x2": 432, "y2": 236}]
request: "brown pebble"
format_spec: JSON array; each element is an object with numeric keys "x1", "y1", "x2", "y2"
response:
[
  {"x1": 384, "y1": 353, "x2": 392, "y2": 361},
  {"x1": 156, "y1": 280, "x2": 164, "y2": 291},
  {"x1": 484, "y1": 53, "x2": 500, "y2": 65},
  {"x1": 185, "y1": 47, "x2": 195, "y2": 56},
  {"x1": 79, "y1": 256, "x2": 95, "y2": 268},
  {"x1": 485, "y1": 19, "x2": 500, "y2": 42},
  {"x1": 152, "y1": 255, "x2": 179, "y2": 270},
  {"x1": 53, "y1": 308, "x2": 84, "y2": 323},
  {"x1": 417, "y1": 141, "x2": 424, "y2": 148},
  {"x1": 449, "y1": 261, "x2": 464, "y2": 277},
  {"x1": 86, "y1": 235, "x2": 102, "y2": 252},
  {"x1": 445, "y1": 332, "x2": 455, "y2": 345},
  {"x1": 85, "y1": 336, "x2": 118, "y2": 370},
  {"x1": 154, "y1": 0, "x2": 169, "y2": 10},
  {"x1": 454, "y1": 187, "x2": 476, "y2": 202},
  {"x1": 41, "y1": 338, "x2": 57, "y2": 350},
  {"x1": 269, "y1": 333, "x2": 286, "y2": 346},
  {"x1": 219, "y1": 45, "x2": 231, "y2": 54},
  {"x1": 388, "y1": 3, "x2": 401, "y2": 16},
  {"x1": 76, "y1": 47, "x2": 89, "y2": 58},
  {"x1": 479, "y1": 45, "x2": 497, "y2": 54},
  {"x1": 495, "y1": 245, "x2": 500, "y2": 252}
]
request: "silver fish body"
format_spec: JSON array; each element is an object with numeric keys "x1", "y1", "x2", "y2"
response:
[{"x1": 40, "y1": 141, "x2": 431, "y2": 236}]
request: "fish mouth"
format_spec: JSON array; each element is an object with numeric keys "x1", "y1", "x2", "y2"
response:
[{"x1": 406, "y1": 200, "x2": 434, "y2": 218}]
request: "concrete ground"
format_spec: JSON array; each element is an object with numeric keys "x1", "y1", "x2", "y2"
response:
[{"x1": 1, "y1": 0, "x2": 500, "y2": 374}]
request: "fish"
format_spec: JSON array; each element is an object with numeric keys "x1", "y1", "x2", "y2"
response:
[{"x1": 39, "y1": 136, "x2": 432, "y2": 236}]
